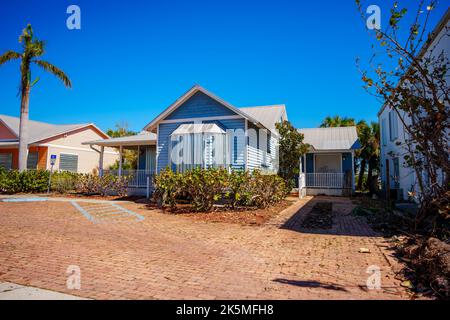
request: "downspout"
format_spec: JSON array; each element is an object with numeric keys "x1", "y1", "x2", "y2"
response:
[{"x1": 89, "y1": 144, "x2": 103, "y2": 176}]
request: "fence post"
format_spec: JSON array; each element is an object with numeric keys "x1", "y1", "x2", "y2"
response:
[{"x1": 146, "y1": 175, "x2": 150, "y2": 199}]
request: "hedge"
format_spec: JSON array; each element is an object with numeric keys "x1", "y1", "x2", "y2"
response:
[
  {"x1": 0, "y1": 168, "x2": 128, "y2": 196},
  {"x1": 153, "y1": 167, "x2": 288, "y2": 212}
]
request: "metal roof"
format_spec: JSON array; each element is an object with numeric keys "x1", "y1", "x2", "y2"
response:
[
  {"x1": 298, "y1": 126, "x2": 360, "y2": 151},
  {"x1": 171, "y1": 123, "x2": 226, "y2": 135},
  {"x1": 83, "y1": 131, "x2": 157, "y2": 147},
  {"x1": 238, "y1": 105, "x2": 287, "y2": 131},
  {"x1": 0, "y1": 114, "x2": 102, "y2": 144}
]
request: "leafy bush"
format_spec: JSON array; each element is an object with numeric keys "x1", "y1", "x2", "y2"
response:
[
  {"x1": 226, "y1": 170, "x2": 253, "y2": 208},
  {"x1": 0, "y1": 168, "x2": 50, "y2": 193},
  {"x1": 152, "y1": 168, "x2": 182, "y2": 208},
  {"x1": 152, "y1": 167, "x2": 287, "y2": 212},
  {"x1": 247, "y1": 170, "x2": 288, "y2": 208},
  {"x1": 51, "y1": 171, "x2": 80, "y2": 193},
  {"x1": 75, "y1": 173, "x2": 128, "y2": 196},
  {"x1": 183, "y1": 167, "x2": 228, "y2": 212}
]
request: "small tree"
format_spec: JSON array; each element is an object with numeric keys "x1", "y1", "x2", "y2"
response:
[
  {"x1": 107, "y1": 122, "x2": 138, "y2": 170},
  {"x1": 355, "y1": 1, "x2": 449, "y2": 231},
  {"x1": 275, "y1": 120, "x2": 308, "y2": 190}
]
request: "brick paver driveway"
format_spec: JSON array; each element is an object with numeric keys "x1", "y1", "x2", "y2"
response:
[{"x1": 0, "y1": 196, "x2": 409, "y2": 299}]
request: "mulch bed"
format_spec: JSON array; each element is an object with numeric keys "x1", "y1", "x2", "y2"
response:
[
  {"x1": 351, "y1": 195, "x2": 450, "y2": 300},
  {"x1": 301, "y1": 201, "x2": 333, "y2": 229},
  {"x1": 145, "y1": 199, "x2": 296, "y2": 226},
  {"x1": 393, "y1": 236, "x2": 450, "y2": 300}
]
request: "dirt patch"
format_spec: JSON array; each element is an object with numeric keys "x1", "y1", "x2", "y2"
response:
[
  {"x1": 301, "y1": 201, "x2": 333, "y2": 229},
  {"x1": 144, "y1": 200, "x2": 296, "y2": 226},
  {"x1": 395, "y1": 237, "x2": 450, "y2": 300}
]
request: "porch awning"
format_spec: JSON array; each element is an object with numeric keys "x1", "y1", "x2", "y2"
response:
[
  {"x1": 171, "y1": 123, "x2": 226, "y2": 136},
  {"x1": 82, "y1": 132, "x2": 157, "y2": 147}
]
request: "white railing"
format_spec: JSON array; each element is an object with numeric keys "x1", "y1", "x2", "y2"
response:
[
  {"x1": 305, "y1": 173, "x2": 350, "y2": 189},
  {"x1": 103, "y1": 169, "x2": 154, "y2": 188}
]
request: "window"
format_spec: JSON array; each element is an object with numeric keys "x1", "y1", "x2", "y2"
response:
[
  {"x1": 27, "y1": 152, "x2": 38, "y2": 169},
  {"x1": 381, "y1": 118, "x2": 387, "y2": 146},
  {"x1": 389, "y1": 111, "x2": 398, "y2": 141},
  {"x1": 0, "y1": 153, "x2": 12, "y2": 170},
  {"x1": 59, "y1": 153, "x2": 78, "y2": 172},
  {"x1": 392, "y1": 157, "x2": 400, "y2": 189},
  {"x1": 267, "y1": 133, "x2": 271, "y2": 154}
]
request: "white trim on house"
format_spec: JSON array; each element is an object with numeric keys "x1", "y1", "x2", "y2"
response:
[
  {"x1": 159, "y1": 115, "x2": 242, "y2": 124},
  {"x1": 32, "y1": 123, "x2": 109, "y2": 144},
  {"x1": 40, "y1": 143, "x2": 118, "y2": 155}
]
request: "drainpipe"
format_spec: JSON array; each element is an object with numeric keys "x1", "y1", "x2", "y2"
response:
[{"x1": 89, "y1": 144, "x2": 104, "y2": 176}]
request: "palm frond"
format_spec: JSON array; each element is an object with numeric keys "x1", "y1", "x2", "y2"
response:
[
  {"x1": 33, "y1": 59, "x2": 72, "y2": 88},
  {"x1": 0, "y1": 50, "x2": 21, "y2": 65}
]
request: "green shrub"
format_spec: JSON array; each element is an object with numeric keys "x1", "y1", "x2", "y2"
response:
[
  {"x1": 75, "y1": 173, "x2": 128, "y2": 196},
  {"x1": 51, "y1": 171, "x2": 79, "y2": 193},
  {"x1": 247, "y1": 170, "x2": 287, "y2": 208},
  {"x1": 0, "y1": 169, "x2": 49, "y2": 193},
  {"x1": 152, "y1": 167, "x2": 182, "y2": 208},
  {"x1": 183, "y1": 167, "x2": 228, "y2": 212},
  {"x1": 226, "y1": 170, "x2": 253, "y2": 208},
  {"x1": 152, "y1": 168, "x2": 287, "y2": 212}
]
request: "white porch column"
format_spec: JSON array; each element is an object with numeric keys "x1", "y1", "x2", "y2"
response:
[
  {"x1": 351, "y1": 151, "x2": 355, "y2": 191},
  {"x1": 118, "y1": 145, "x2": 123, "y2": 177},
  {"x1": 99, "y1": 146, "x2": 104, "y2": 177}
]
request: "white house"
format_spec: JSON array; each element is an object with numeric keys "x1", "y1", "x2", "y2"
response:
[{"x1": 378, "y1": 10, "x2": 449, "y2": 201}]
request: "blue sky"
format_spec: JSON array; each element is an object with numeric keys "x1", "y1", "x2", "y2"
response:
[{"x1": 0, "y1": 0, "x2": 446, "y2": 132}]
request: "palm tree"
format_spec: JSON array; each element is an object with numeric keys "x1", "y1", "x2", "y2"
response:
[
  {"x1": 320, "y1": 115, "x2": 355, "y2": 128},
  {"x1": 0, "y1": 24, "x2": 71, "y2": 171},
  {"x1": 356, "y1": 121, "x2": 380, "y2": 193}
]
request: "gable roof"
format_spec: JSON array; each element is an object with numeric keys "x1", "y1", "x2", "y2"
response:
[
  {"x1": 0, "y1": 114, "x2": 108, "y2": 144},
  {"x1": 298, "y1": 126, "x2": 360, "y2": 151},
  {"x1": 143, "y1": 85, "x2": 271, "y2": 132},
  {"x1": 238, "y1": 105, "x2": 287, "y2": 131}
]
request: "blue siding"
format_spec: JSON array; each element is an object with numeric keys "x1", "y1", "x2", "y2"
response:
[
  {"x1": 157, "y1": 122, "x2": 190, "y2": 172},
  {"x1": 165, "y1": 91, "x2": 237, "y2": 120}
]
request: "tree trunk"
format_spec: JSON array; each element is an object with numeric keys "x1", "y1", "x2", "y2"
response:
[
  {"x1": 357, "y1": 159, "x2": 366, "y2": 191},
  {"x1": 18, "y1": 85, "x2": 30, "y2": 171},
  {"x1": 367, "y1": 157, "x2": 374, "y2": 194}
]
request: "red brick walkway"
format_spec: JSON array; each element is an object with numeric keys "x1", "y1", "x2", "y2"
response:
[{"x1": 0, "y1": 197, "x2": 409, "y2": 299}]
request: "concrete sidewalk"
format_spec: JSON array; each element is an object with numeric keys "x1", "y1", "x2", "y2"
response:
[{"x1": 0, "y1": 282, "x2": 88, "y2": 300}]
